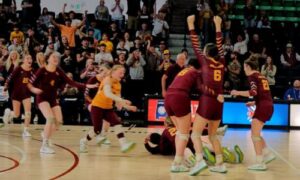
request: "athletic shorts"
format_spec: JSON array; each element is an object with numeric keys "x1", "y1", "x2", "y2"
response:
[
  {"x1": 253, "y1": 102, "x2": 274, "y2": 123},
  {"x1": 164, "y1": 91, "x2": 191, "y2": 117},
  {"x1": 36, "y1": 95, "x2": 59, "y2": 108},
  {"x1": 90, "y1": 106, "x2": 121, "y2": 134},
  {"x1": 196, "y1": 95, "x2": 223, "y2": 121},
  {"x1": 11, "y1": 90, "x2": 31, "y2": 102}
]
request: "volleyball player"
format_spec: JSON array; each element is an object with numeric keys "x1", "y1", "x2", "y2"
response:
[
  {"x1": 231, "y1": 56, "x2": 276, "y2": 171},
  {"x1": 28, "y1": 52, "x2": 97, "y2": 154},
  {"x1": 4, "y1": 54, "x2": 34, "y2": 137},
  {"x1": 187, "y1": 15, "x2": 227, "y2": 175},
  {"x1": 80, "y1": 65, "x2": 137, "y2": 153},
  {"x1": 84, "y1": 64, "x2": 112, "y2": 145}
]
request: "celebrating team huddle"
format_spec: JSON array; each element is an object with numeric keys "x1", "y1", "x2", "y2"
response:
[{"x1": 1, "y1": 14, "x2": 276, "y2": 177}]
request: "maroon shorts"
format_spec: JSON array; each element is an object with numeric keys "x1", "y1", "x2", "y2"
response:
[
  {"x1": 164, "y1": 91, "x2": 191, "y2": 117},
  {"x1": 36, "y1": 95, "x2": 59, "y2": 108},
  {"x1": 90, "y1": 106, "x2": 121, "y2": 134},
  {"x1": 253, "y1": 102, "x2": 274, "y2": 123},
  {"x1": 11, "y1": 91, "x2": 31, "y2": 102},
  {"x1": 196, "y1": 95, "x2": 223, "y2": 121}
]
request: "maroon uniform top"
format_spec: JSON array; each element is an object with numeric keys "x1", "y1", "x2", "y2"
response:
[
  {"x1": 168, "y1": 67, "x2": 217, "y2": 97},
  {"x1": 248, "y1": 72, "x2": 273, "y2": 105},
  {"x1": 30, "y1": 67, "x2": 86, "y2": 99},
  {"x1": 5, "y1": 66, "x2": 34, "y2": 98},
  {"x1": 84, "y1": 76, "x2": 100, "y2": 104},
  {"x1": 190, "y1": 30, "x2": 225, "y2": 94},
  {"x1": 164, "y1": 63, "x2": 184, "y2": 90}
]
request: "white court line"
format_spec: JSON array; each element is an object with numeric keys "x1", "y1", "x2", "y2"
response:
[
  {"x1": 0, "y1": 141, "x2": 27, "y2": 164},
  {"x1": 268, "y1": 146, "x2": 300, "y2": 174}
]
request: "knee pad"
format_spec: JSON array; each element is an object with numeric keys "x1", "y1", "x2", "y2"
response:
[
  {"x1": 176, "y1": 131, "x2": 190, "y2": 141},
  {"x1": 46, "y1": 117, "x2": 56, "y2": 125},
  {"x1": 113, "y1": 124, "x2": 123, "y2": 135},
  {"x1": 191, "y1": 132, "x2": 201, "y2": 141},
  {"x1": 25, "y1": 112, "x2": 31, "y2": 119},
  {"x1": 251, "y1": 136, "x2": 262, "y2": 142},
  {"x1": 209, "y1": 134, "x2": 219, "y2": 142}
]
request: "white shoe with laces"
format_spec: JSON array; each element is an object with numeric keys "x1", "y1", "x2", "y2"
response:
[
  {"x1": 189, "y1": 160, "x2": 208, "y2": 176},
  {"x1": 40, "y1": 140, "x2": 55, "y2": 154},
  {"x1": 248, "y1": 163, "x2": 267, "y2": 171},
  {"x1": 41, "y1": 131, "x2": 53, "y2": 146},
  {"x1": 170, "y1": 163, "x2": 189, "y2": 173},
  {"x1": 121, "y1": 141, "x2": 136, "y2": 153},
  {"x1": 22, "y1": 129, "x2": 32, "y2": 137},
  {"x1": 209, "y1": 164, "x2": 227, "y2": 173},
  {"x1": 80, "y1": 139, "x2": 88, "y2": 153},
  {"x1": 95, "y1": 135, "x2": 107, "y2": 145},
  {"x1": 263, "y1": 152, "x2": 276, "y2": 164},
  {"x1": 3, "y1": 108, "x2": 11, "y2": 124}
]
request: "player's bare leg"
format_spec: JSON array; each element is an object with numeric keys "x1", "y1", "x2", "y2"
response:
[{"x1": 22, "y1": 98, "x2": 32, "y2": 137}]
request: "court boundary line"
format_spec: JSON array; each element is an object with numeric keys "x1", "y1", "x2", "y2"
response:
[
  {"x1": 0, "y1": 141, "x2": 27, "y2": 164},
  {"x1": 0, "y1": 155, "x2": 20, "y2": 173},
  {"x1": 0, "y1": 133, "x2": 79, "y2": 179}
]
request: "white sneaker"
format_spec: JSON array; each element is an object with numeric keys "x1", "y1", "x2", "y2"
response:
[
  {"x1": 103, "y1": 139, "x2": 111, "y2": 145},
  {"x1": 121, "y1": 141, "x2": 136, "y2": 153},
  {"x1": 209, "y1": 164, "x2": 227, "y2": 173},
  {"x1": 41, "y1": 132, "x2": 53, "y2": 147},
  {"x1": 248, "y1": 163, "x2": 267, "y2": 171},
  {"x1": 95, "y1": 135, "x2": 107, "y2": 145},
  {"x1": 80, "y1": 139, "x2": 88, "y2": 153},
  {"x1": 3, "y1": 108, "x2": 11, "y2": 124},
  {"x1": 22, "y1": 130, "x2": 32, "y2": 137},
  {"x1": 9, "y1": 111, "x2": 14, "y2": 124},
  {"x1": 184, "y1": 148, "x2": 196, "y2": 168},
  {"x1": 170, "y1": 163, "x2": 189, "y2": 173},
  {"x1": 40, "y1": 141, "x2": 55, "y2": 154},
  {"x1": 263, "y1": 152, "x2": 276, "y2": 164},
  {"x1": 189, "y1": 160, "x2": 208, "y2": 176},
  {"x1": 217, "y1": 125, "x2": 228, "y2": 136}
]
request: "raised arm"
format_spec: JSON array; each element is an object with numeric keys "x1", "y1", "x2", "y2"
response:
[
  {"x1": 187, "y1": 15, "x2": 205, "y2": 64},
  {"x1": 214, "y1": 16, "x2": 224, "y2": 58}
]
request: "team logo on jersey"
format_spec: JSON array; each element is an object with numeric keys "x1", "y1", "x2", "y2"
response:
[
  {"x1": 247, "y1": 105, "x2": 256, "y2": 122},
  {"x1": 50, "y1": 80, "x2": 55, "y2": 86},
  {"x1": 22, "y1": 77, "x2": 29, "y2": 84}
]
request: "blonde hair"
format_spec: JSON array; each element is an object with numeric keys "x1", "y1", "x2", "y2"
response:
[
  {"x1": 6, "y1": 50, "x2": 20, "y2": 71},
  {"x1": 111, "y1": 64, "x2": 124, "y2": 73},
  {"x1": 36, "y1": 52, "x2": 46, "y2": 67}
]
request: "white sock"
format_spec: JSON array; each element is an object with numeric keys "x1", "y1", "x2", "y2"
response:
[
  {"x1": 216, "y1": 154, "x2": 223, "y2": 165},
  {"x1": 174, "y1": 155, "x2": 183, "y2": 164},
  {"x1": 256, "y1": 155, "x2": 263, "y2": 164},
  {"x1": 119, "y1": 137, "x2": 127, "y2": 146},
  {"x1": 196, "y1": 153, "x2": 203, "y2": 161}
]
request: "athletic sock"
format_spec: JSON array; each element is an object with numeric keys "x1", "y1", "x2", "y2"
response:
[
  {"x1": 216, "y1": 154, "x2": 223, "y2": 165},
  {"x1": 174, "y1": 156, "x2": 183, "y2": 164},
  {"x1": 196, "y1": 153, "x2": 203, "y2": 161}
]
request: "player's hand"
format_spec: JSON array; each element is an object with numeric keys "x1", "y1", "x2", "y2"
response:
[
  {"x1": 32, "y1": 88, "x2": 43, "y2": 95},
  {"x1": 217, "y1": 94, "x2": 224, "y2": 103},
  {"x1": 187, "y1": 15, "x2": 195, "y2": 31},
  {"x1": 123, "y1": 99, "x2": 132, "y2": 105},
  {"x1": 126, "y1": 105, "x2": 137, "y2": 112},
  {"x1": 230, "y1": 90, "x2": 239, "y2": 96},
  {"x1": 246, "y1": 101, "x2": 255, "y2": 107},
  {"x1": 144, "y1": 134, "x2": 150, "y2": 144},
  {"x1": 213, "y1": 16, "x2": 222, "y2": 25},
  {"x1": 115, "y1": 102, "x2": 123, "y2": 110}
]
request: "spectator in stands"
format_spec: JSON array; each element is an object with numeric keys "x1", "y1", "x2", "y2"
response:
[
  {"x1": 123, "y1": 32, "x2": 134, "y2": 51},
  {"x1": 110, "y1": 0, "x2": 124, "y2": 30},
  {"x1": 248, "y1": 33, "x2": 267, "y2": 59},
  {"x1": 131, "y1": 37, "x2": 145, "y2": 54},
  {"x1": 145, "y1": 42, "x2": 161, "y2": 93},
  {"x1": 224, "y1": 0, "x2": 235, "y2": 10},
  {"x1": 3, "y1": 0, "x2": 16, "y2": 14},
  {"x1": 257, "y1": 14, "x2": 271, "y2": 29},
  {"x1": 44, "y1": 38, "x2": 60, "y2": 56},
  {"x1": 136, "y1": 22, "x2": 152, "y2": 43},
  {"x1": 61, "y1": 73, "x2": 79, "y2": 97},
  {"x1": 223, "y1": 37, "x2": 234, "y2": 56},
  {"x1": 76, "y1": 38, "x2": 93, "y2": 72},
  {"x1": 107, "y1": 21, "x2": 121, "y2": 46},
  {"x1": 50, "y1": 16, "x2": 85, "y2": 48},
  {"x1": 58, "y1": 35, "x2": 70, "y2": 54},
  {"x1": 8, "y1": 37, "x2": 23, "y2": 54},
  {"x1": 152, "y1": 12, "x2": 169, "y2": 45},
  {"x1": 10, "y1": 26, "x2": 24, "y2": 44},
  {"x1": 62, "y1": 4, "x2": 82, "y2": 28},
  {"x1": 61, "y1": 47, "x2": 75, "y2": 74},
  {"x1": 126, "y1": 49, "x2": 146, "y2": 80},
  {"x1": 280, "y1": 43, "x2": 300, "y2": 69},
  {"x1": 79, "y1": 27, "x2": 97, "y2": 49},
  {"x1": 142, "y1": 0, "x2": 156, "y2": 15},
  {"x1": 21, "y1": 0, "x2": 33, "y2": 25},
  {"x1": 243, "y1": 0, "x2": 256, "y2": 28},
  {"x1": 233, "y1": 30, "x2": 249, "y2": 57},
  {"x1": 116, "y1": 38, "x2": 129, "y2": 58},
  {"x1": 227, "y1": 52, "x2": 241, "y2": 89},
  {"x1": 198, "y1": 1, "x2": 214, "y2": 45},
  {"x1": 99, "y1": 33, "x2": 114, "y2": 53},
  {"x1": 39, "y1": 7, "x2": 51, "y2": 27},
  {"x1": 157, "y1": 40, "x2": 168, "y2": 57},
  {"x1": 24, "y1": 28, "x2": 41, "y2": 57},
  {"x1": 90, "y1": 20, "x2": 101, "y2": 41},
  {"x1": 284, "y1": 80, "x2": 300, "y2": 100},
  {"x1": 261, "y1": 56, "x2": 277, "y2": 86},
  {"x1": 80, "y1": 59, "x2": 97, "y2": 82},
  {"x1": 159, "y1": 49, "x2": 174, "y2": 72},
  {"x1": 127, "y1": 0, "x2": 141, "y2": 34},
  {"x1": 94, "y1": 0, "x2": 110, "y2": 30},
  {"x1": 95, "y1": 43, "x2": 113, "y2": 65},
  {"x1": 138, "y1": 5, "x2": 152, "y2": 27},
  {"x1": 181, "y1": 48, "x2": 190, "y2": 65}
]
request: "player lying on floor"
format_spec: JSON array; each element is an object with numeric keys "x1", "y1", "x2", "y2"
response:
[{"x1": 144, "y1": 126, "x2": 244, "y2": 166}]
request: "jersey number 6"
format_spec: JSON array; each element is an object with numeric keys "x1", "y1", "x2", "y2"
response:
[{"x1": 214, "y1": 70, "x2": 222, "y2": 82}]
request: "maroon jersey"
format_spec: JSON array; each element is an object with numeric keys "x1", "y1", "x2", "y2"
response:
[
  {"x1": 165, "y1": 63, "x2": 184, "y2": 89},
  {"x1": 190, "y1": 30, "x2": 225, "y2": 94},
  {"x1": 248, "y1": 72, "x2": 273, "y2": 104},
  {"x1": 5, "y1": 66, "x2": 34, "y2": 100},
  {"x1": 30, "y1": 67, "x2": 86, "y2": 99},
  {"x1": 168, "y1": 67, "x2": 217, "y2": 96},
  {"x1": 85, "y1": 76, "x2": 100, "y2": 104}
]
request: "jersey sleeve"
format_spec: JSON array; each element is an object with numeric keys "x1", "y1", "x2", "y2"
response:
[
  {"x1": 84, "y1": 77, "x2": 94, "y2": 97},
  {"x1": 216, "y1": 31, "x2": 225, "y2": 65},
  {"x1": 58, "y1": 67, "x2": 86, "y2": 90},
  {"x1": 248, "y1": 75, "x2": 258, "y2": 96},
  {"x1": 30, "y1": 67, "x2": 44, "y2": 86},
  {"x1": 4, "y1": 66, "x2": 20, "y2": 88},
  {"x1": 189, "y1": 30, "x2": 205, "y2": 66}
]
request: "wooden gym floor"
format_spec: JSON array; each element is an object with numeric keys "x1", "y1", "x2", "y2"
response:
[{"x1": 0, "y1": 124, "x2": 300, "y2": 180}]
